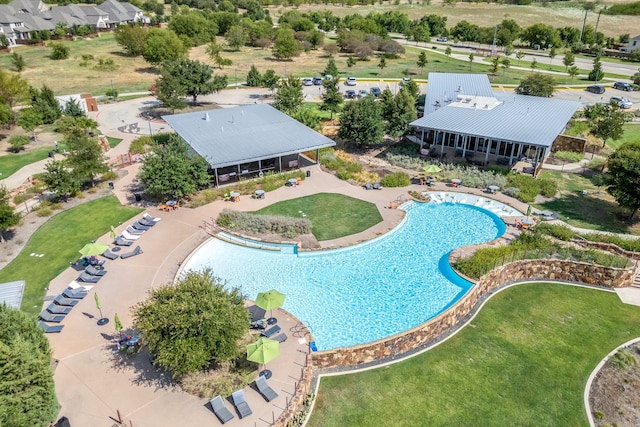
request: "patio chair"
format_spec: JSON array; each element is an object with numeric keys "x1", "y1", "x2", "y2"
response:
[
  {"x1": 137, "y1": 217, "x2": 156, "y2": 227},
  {"x1": 231, "y1": 390, "x2": 252, "y2": 419},
  {"x1": 120, "y1": 245, "x2": 142, "y2": 259},
  {"x1": 46, "y1": 303, "x2": 72, "y2": 315},
  {"x1": 102, "y1": 249, "x2": 119, "y2": 260},
  {"x1": 273, "y1": 333, "x2": 288, "y2": 343},
  {"x1": 85, "y1": 265, "x2": 108, "y2": 276},
  {"x1": 158, "y1": 203, "x2": 171, "y2": 212},
  {"x1": 255, "y1": 376, "x2": 278, "y2": 402},
  {"x1": 209, "y1": 395, "x2": 234, "y2": 424},
  {"x1": 142, "y1": 213, "x2": 161, "y2": 223},
  {"x1": 54, "y1": 295, "x2": 79, "y2": 307},
  {"x1": 62, "y1": 288, "x2": 88, "y2": 299},
  {"x1": 38, "y1": 321, "x2": 64, "y2": 333},
  {"x1": 125, "y1": 226, "x2": 145, "y2": 236},
  {"x1": 364, "y1": 181, "x2": 373, "y2": 190},
  {"x1": 261, "y1": 325, "x2": 281, "y2": 338},
  {"x1": 131, "y1": 221, "x2": 151, "y2": 231},
  {"x1": 78, "y1": 272, "x2": 101, "y2": 283},
  {"x1": 114, "y1": 236, "x2": 134, "y2": 246},
  {"x1": 39, "y1": 310, "x2": 65, "y2": 323},
  {"x1": 121, "y1": 230, "x2": 142, "y2": 241},
  {"x1": 373, "y1": 182, "x2": 382, "y2": 190}
]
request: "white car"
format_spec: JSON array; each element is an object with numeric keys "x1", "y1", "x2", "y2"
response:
[
  {"x1": 345, "y1": 76, "x2": 357, "y2": 86},
  {"x1": 302, "y1": 78, "x2": 313, "y2": 86},
  {"x1": 610, "y1": 96, "x2": 633, "y2": 109}
]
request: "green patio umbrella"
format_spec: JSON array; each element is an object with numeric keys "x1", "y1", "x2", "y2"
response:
[
  {"x1": 79, "y1": 242, "x2": 109, "y2": 257},
  {"x1": 526, "y1": 205, "x2": 532, "y2": 217},
  {"x1": 110, "y1": 225, "x2": 117, "y2": 240},
  {"x1": 246, "y1": 337, "x2": 280, "y2": 374},
  {"x1": 423, "y1": 164, "x2": 442, "y2": 174},
  {"x1": 255, "y1": 289, "x2": 286, "y2": 319}
]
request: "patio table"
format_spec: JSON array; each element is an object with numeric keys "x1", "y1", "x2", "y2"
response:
[{"x1": 288, "y1": 178, "x2": 298, "y2": 186}]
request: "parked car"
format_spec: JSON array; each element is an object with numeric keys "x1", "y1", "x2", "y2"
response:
[
  {"x1": 586, "y1": 85, "x2": 605, "y2": 94},
  {"x1": 400, "y1": 77, "x2": 411, "y2": 86},
  {"x1": 324, "y1": 74, "x2": 333, "y2": 81},
  {"x1": 357, "y1": 89, "x2": 368, "y2": 98},
  {"x1": 613, "y1": 82, "x2": 633, "y2": 91},
  {"x1": 610, "y1": 96, "x2": 633, "y2": 109},
  {"x1": 370, "y1": 87, "x2": 381, "y2": 97},
  {"x1": 302, "y1": 78, "x2": 313, "y2": 86},
  {"x1": 436, "y1": 36, "x2": 448, "y2": 42},
  {"x1": 345, "y1": 76, "x2": 357, "y2": 86},
  {"x1": 344, "y1": 90, "x2": 356, "y2": 99},
  {"x1": 313, "y1": 76, "x2": 323, "y2": 85}
]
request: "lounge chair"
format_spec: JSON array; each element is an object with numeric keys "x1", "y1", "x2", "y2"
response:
[
  {"x1": 39, "y1": 321, "x2": 64, "y2": 333},
  {"x1": 231, "y1": 390, "x2": 252, "y2": 419},
  {"x1": 54, "y1": 295, "x2": 79, "y2": 306},
  {"x1": 255, "y1": 376, "x2": 278, "y2": 402},
  {"x1": 39, "y1": 310, "x2": 65, "y2": 323},
  {"x1": 364, "y1": 181, "x2": 373, "y2": 190},
  {"x1": 373, "y1": 182, "x2": 382, "y2": 190},
  {"x1": 142, "y1": 213, "x2": 161, "y2": 223},
  {"x1": 78, "y1": 272, "x2": 101, "y2": 283},
  {"x1": 131, "y1": 221, "x2": 151, "y2": 231},
  {"x1": 120, "y1": 245, "x2": 142, "y2": 259},
  {"x1": 102, "y1": 249, "x2": 119, "y2": 260},
  {"x1": 210, "y1": 395, "x2": 234, "y2": 424},
  {"x1": 125, "y1": 226, "x2": 144, "y2": 235},
  {"x1": 85, "y1": 265, "x2": 107, "y2": 276},
  {"x1": 62, "y1": 288, "x2": 88, "y2": 299},
  {"x1": 46, "y1": 303, "x2": 72, "y2": 315},
  {"x1": 261, "y1": 325, "x2": 281, "y2": 338},
  {"x1": 114, "y1": 236, "x2": 134, "y2": 246},
  {"x1": 121, "y1": 230, "x2": 141, "y2": 241},
  {"x1": 273, "y1": 333, "x2": 288, "y2": 343}
]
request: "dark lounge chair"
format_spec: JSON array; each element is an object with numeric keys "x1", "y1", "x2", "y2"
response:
[
  {"x1": 142, "y1": 213, "x2": 161, "y2": 223},
  {"x1": 62, "y1": 288, "x2": 88, "y2": 299},
  {"x1": 210, "y1": 395, "x2": 234, "y2": 424},
  {"x1": 78, "y1": 272, "x2": 101, "y2": 283},
  {"x1": 137, "y1": 217, "x2": 156, "y2": 227},
  {"x1": 120, "y1": 245, "x2": 142, "y2": 259},
  {"x1": 39, "y1": 310, "x2": 65, "y2": 323},
  {"x1": 85, "y1": 265, "x2": 107, "y2": 276},
  {"x1": 231, "y1": 390, "x2": 252, "y2": 419},
  {"x1": 46, "y1": 303, "x2": 72, "y2": 314},
  {"x1": 125, "y1": 226, "x2": 144, "y2": 235},
  {"x1": 39, "y1": 321, "x2": 64, "y2": 333},
  {"x1": 114, "y1": 236, "x2": 134, "y2": 246},
  {"x1": 373, "y1": 181, "x2": 382, "y2": 190},
  {"x1": 54, "y1": 295, "x2": 79, "y2": 306},
  {"x1": 364, "y1": 181, "x2": 373, "y2": 190},
  {"x1": 261, "y1": 325, "x2": 281, "y2": 338},
  {"x1": 273, "y1": 333, "x2": 288, "y2": 343},
  {"x1": 131, "y1": 221, "x2": 151, "y2": 231},
  {"x1": 102, "y1": 249, "x2": 119, "y2": 260},
  {"x1": 255, "y1": 376, "x2": 278, "y2": 402}
]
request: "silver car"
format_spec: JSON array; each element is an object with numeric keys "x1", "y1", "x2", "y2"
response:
[{"x1": 610, "y1": 96, "x2": 633, "y2": 109}]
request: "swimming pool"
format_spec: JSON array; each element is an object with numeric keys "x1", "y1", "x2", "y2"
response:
[{"x1": 181, "y1": 201, "x2": 506, "y2": 351}]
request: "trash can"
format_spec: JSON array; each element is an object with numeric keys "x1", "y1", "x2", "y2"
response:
[
  {"x1": 108, "y1": 182, "x2": 114, "y2": 190},
  {"x1": 55, "y1": 416, "x2": 71, "y2": 427},
  {"x1": 48, "y1": 151, "x2": 54, "y2": 158},
  {"x1": 134, "y1": 193, "x2": 142, "y2": 202},
  {"x1": 306, "y1": 170, "x2": 311, "y2": 178}
]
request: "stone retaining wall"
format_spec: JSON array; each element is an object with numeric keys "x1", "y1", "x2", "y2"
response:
[
  {"x1": 552, "y1": 134, "x2": 587, "y2": 153},
  {"x1": 571, "y1": 239, "x2": 640, "y2": 261},
  {"x1": 276, "y1": 356, "x2": 313, "y2": 427},
  {"x1": 311, "y1": 259, "x2": 636, "y2": 369}
]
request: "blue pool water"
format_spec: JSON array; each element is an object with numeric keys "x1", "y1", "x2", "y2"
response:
[{"x1": 182, "y1": 201, "x2": 505, "y2": 350}]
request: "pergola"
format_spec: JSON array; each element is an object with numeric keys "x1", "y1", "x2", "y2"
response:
[{"x1": 163, "y1": 104, "x2": 336, "y2": 186}]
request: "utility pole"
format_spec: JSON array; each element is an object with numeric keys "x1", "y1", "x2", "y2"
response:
[
  {"x1": 491, "y1": 26, "x2": 498, "y2": 56},
  {"x1": 594, "y1": 9, "x2": 603, "y2": 36}
]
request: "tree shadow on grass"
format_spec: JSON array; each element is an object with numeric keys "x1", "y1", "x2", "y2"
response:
[{"x1": 134, "y1": 66, "x2": 159, "y2": 75}]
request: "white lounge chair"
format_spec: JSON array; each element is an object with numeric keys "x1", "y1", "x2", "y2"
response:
[{"x1": 121, "y1": 230, "x2": 141, "y2": 240}]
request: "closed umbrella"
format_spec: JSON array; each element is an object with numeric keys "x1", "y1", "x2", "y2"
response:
[
  {"x1": 110, "y1": 225, "x2": 117, "y2": 240},
  {"x1": 246, "y1": 337, "x2": 280, "y2": 378},
  {"x1": 255, "y1": 289, "x2": 286, "y2": 320},
  {"x1": 423, "y1": 164, "x2": 441, "y2": 174},
  {"x1": 79, "y1": 242, "x2": 109, "y2": 257}
]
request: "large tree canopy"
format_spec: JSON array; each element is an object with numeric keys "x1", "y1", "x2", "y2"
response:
[
  {"x1": 605, "y1": 141, "x2": 640, "y2": 220},
  {"x1": 338, "y1": 95, "x2": 384, "y2": 146},
  {"x1": 273, "y1": 75, "x2": 303, "y2": 114},
  {"x1": 515, "y1": 73, "x2": 555, "y2": 97},
  {"x1": 0, "y1": 305, "x2": 58, "y2": 426},
  {"x1": 138, "y1": 135, "x2": 210, "y2": 200},
  {"x1": 156, "y1": 59, "x2": 227, "y2": 105},
  {"x1": 583, "y1": 103, "x2": 633, "y2": 146},
  {"x1": 0, "y1": 185, "x2": 21, "y2": 242},
  {"x1": 132, "y1": 269, "x2": 249, "y2": 378},
  {"x1": 64, "y1": 132, "x2": 108, "y2": 186},
  {"x1": 143, "y1": 29, "x2": 187, "y2": 66}
]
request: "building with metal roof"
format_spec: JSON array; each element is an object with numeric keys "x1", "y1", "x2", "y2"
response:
[
  {"x1": 410, "y1": 73, "x2": 581, "y2": 172},
  {"x1": 163, "y1": 104, "x2": 336, "y2": 186},
  {"x1": 0, "y1": 280, "x2": 25, "y2": 309}
]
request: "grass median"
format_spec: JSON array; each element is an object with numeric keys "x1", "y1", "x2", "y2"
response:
[
  {"x1": 0, "y1": 196, "x2": 142, "y2": 316},
  {"x1": 309, "y1": 283, "x2": 640, "y2": 426}
]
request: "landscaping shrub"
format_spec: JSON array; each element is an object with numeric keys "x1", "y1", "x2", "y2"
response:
[
  {"x1": 381, "y1": 171, "x2": 410, "y2": 187},
  {"x1": 553, "y1": 151, "x2": 584, "y2": 163},
  {"x1": 586, "y1": 157, "x2": 606, "y2": 171},
  {"x1": 579, "y1": 232, "x2": 640, "y2": 252},
  {"x1": 610, "y1": 348, "x2": 639, "y2": 370},
  {"x1": 538, "y1": 178, "x2": 558, "y2": 198},
  {"x1": 8, "y1": 135, "x2": 30, "y2": 152},
  {"x1": 535, "y1": 223, "x2": 574, "y2": 241},
  {"x1": 506, "y1": 174, "x2": 556, "y2": 202},
  {"x1": 130, "y1": 135, "x2": 155, "y2": 154},
  {"x1": 320, "y1": 148, "x2": 363, "y2": 181},
  {"x1": 217, "y1": 209, "x2": 311, "y2": 238},
  {"x1": 101, "y1": 170, "x2": 118, "y2": 181},
  {"x1": 502, "y1": 187, "x2": 520, "y2": 198}
]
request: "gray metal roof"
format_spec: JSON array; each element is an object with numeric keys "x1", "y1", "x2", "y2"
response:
[
  {"x1": 411, "y1": 73, "x2": 581, "y2": 148},
  {"x1": 0, "y1": 280, "x2": 25, "y2": 309},
  {"x1": 163, "y1": 104, "x2": 336, "y2": 169},
  {"x1": 423, "y1": 73, "x2": 494, "y2": 115}
]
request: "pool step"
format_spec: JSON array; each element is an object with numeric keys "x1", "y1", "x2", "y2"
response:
[{"x1": 632, "y1": 274, "x2": 640, "y2": 289}]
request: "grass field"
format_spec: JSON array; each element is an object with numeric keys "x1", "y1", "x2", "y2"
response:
[
  {"x1": 606, "y1": 123, "x2": 640, "y2": 150},
  {"x1": 0, "y1": 144, "x2": 58, "y2": 179},
  {"x1": 254, "y1": 193, "x2": 382, "y2": 241},
  {"x1": 0, "y1": 196, "x2": 141, "y2": 316},
  {"x1": 308, "y1": 283, "x2": 640, "y2": 426}
]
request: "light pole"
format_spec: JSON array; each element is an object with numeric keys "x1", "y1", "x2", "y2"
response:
[{"x1": 235, "y1": 67, "x2": 238, "y2": 89}]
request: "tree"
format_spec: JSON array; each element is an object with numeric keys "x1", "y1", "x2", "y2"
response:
[
  {"x1": 530, "y1": 58, "x2": 538, "y2": 71},
  {"x1": 115, "y1": 24, "x2": 148, "y2": 56},
  {"x1": 324, "y1": 57, "x2": 339, "y2": 78},
  {"x1": 31, "y1": 85, "x2": 62, "y2": 124},
  {"x1": 132, "y1": 269, "x2": 248, "y2": 378},
  {"x1": 205, "y1": 39, "x2": 232, "y2": 69},
  {"x1": 632, "y1": 70, "x2": 640, "y2": 86},
  {"x1": 320, "y1": 78, "x2": 343, "y2": 120},
  {"x1": 0, "y1": 69, "x2": 30, "y2": 109},
  {"x1": 0, "y1": 104, "x2": 13, "y2": 128},
  {"x1": 346, "y1": 55, "x2": 356, "y2": 68},
  {"x1": 468, "y1": 52, "x2": 474, "y2": 71},
  {"x1": 0, "y1": 305, "x2": 58, "y2": 425},
  {"x1": 605, "y1": 141, "x2": 640, "y2": 220},
  {"x1": 417, "y1": 51, "x2": 428, "y2": 75},
  {"x1": 139, "y1": 135, "x2": 210, "y2": 200},
  {"x1": 338, "y1": 96, "x2": 384, "y2": 146},
  {"x1": 168, "y1": 13, "x2": 218, "y2": 46},
  {"x1": 547, "y1": 47, "x2": 557, "y2": 69},
  {"x1": 64, "y1": 133, "x2": 108, "y2": 186},
  {"x1": 521, "y1": 23, "x2": 561, "y2": 49},
  {"x1": 225, "y1": 25, "x2": 247, "y2": 51},
  {"x1": 515, "y1": 73, "x2": 555, "y2": 97},
  {"x1": 40, "y1": 159, "x2": 79, "y2": 201},
  {"x1": 157, "y1": 59, "x2": 226, "y2": 105},
  {"x1": 386, "y1": 88, "x2": 417, "y2": 138},
  {"x1": 583, "y1": 103, "x2": 633, "y2": 147},
  {"x1": 274, "y1": 75, "x2": 303, "y2": 114},
  {"x1": 568, "y1": 65, "x2": 579, "y2": 80},
  {"x1": 489, "y1": 55, "x2": 500, "y2": 75},
  {"x1": 444, "y1": 46, "x2": 452, "y2": 57},
  {"x1": 377, "y1": 56, "x2": 386, "y2": 72},
  {"x1": 8, "y1": 135, "x2": 30, "y2": 153},
  {"x1": 500, "y1": 57, "x2": 511, "y2": 76},
  {"x1": 17, "y1": 108, "x2": 43, "y2": 141},
  {"x1": 0, "y1": 186, "x2": 20, "y2": 242},
  {"x1": 143, "y1": 29, "x2": 187, "y2": 66},
  {"x1": 49, "y1": 42, "x2": 69, "y2": 60},
  {"x1": 272, "y1": 28, "x2": 301, "y2": 60},
  {"x1": 515, "y1": 50, "x2": 525, "y2": 65},
  {"x1": 588, "y1": 55, "x2": 604, "y2": 81},
  {"x1": 63, "y1": 98, "x2": 85, "y2": 118},
  {"x1": 55, "y1": 116, "x2": 98, "y2": 139},
  {"x1": 291, "y1": 104, "x2": 321, "y2": 130},
  {"x1": 261, "y1": 69, "x2": 280, "y2": 92},
  {"x1": 10, "y1": 53, "x2": 25, "y2": 72},
  {"x1": 562, "y1": 51, "x2": 575, "y2": 71},
  {"x1": 246, "y1": 65, "x2": 262, "y2": 87}
]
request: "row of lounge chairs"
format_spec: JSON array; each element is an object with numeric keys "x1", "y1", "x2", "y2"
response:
[
  {"x1": 39, "y1": 283, "x2": 93, "y2": 333},
  {"x1": 112, "y1": 213, "x2": 160, "y2": 251},
  {"x1": 210, "y1": 376, "x2": 280, "y2": 424}
]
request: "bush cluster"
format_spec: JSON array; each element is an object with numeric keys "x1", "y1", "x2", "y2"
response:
[
  {"x1": 217, "y1": 209, "x2": 311, "y2": 238},
  {"x1": 506, "y1": 174, "x2": 557, "y2": 202},
  {"x1": 381, "y1": 171, "x2": 410, "y2": 187},
  {"x1": 320, "y1": 148, "x2": 363, "y2": 181},
  {"x1": 553, "y1": 151, "x2": 584, "y2": 163}
]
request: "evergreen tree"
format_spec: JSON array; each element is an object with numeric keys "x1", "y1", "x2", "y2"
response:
[
  {"x1": 588, "y1": 55, "x2": 604, "y2": 81},
  {"x1": 246, "y1": 65, "x2": 262, "y2": 87},
  {"x1": 63, "y1": 98, "x2": 85, "y2": 118},
  {"x1": 417, "y1": 51, "x2": 428, "y2": 75},
  {"x1": 31, "y1": 85, "x2": 62, "y2": 124},
  {"x1": 324, "y1": 57, "x2": 339, "y2": 78},
  {"x1": 386, "y1": 89, "x2": 417, "y2": 138},
  {"x1": 273, "y1": 75, "x2": 303, "y2": 114},
  {"x1": 320, "y1": 78, "x2": 343, "y2": 120}
]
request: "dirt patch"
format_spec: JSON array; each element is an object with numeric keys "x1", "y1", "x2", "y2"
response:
[{"x1": 590, "y1": 344, "x2": 640, "y2": 427}]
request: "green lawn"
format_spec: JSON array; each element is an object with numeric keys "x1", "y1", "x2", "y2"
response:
[
  {"x1": 309, "y1": 283, "x2": 640, "y2": 426},
  {"x1": 0, "y1": 196, "x2": 141, "y2": 315},
  {"x1": 606, "y1": 123, "x2": 640, "y2": 150},
  {"x1": 255, "y1": 193, "x2": 382, "y2": 241},
  {"x1": 0, "y1": 145, "x2": 58, "y2": 179},
  {"x1": 107, "y1": 136, "x2": 124, "y2": 149}
]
